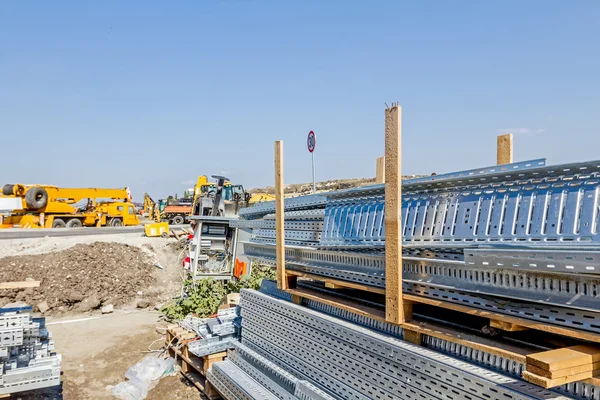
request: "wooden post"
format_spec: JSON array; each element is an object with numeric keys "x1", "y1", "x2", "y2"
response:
[
  {"x1": 385, "y1": 104, "x2": 404, "y2": 324},
  {"x1": 497, "y1": 133, "x2": 513, "y2": 165},
  {"x1": 274, "y1": 141, "x2": 287, "y2": 289},
  {"x1": 376, "y1": 156, "x2": 385, "y2": 183}
]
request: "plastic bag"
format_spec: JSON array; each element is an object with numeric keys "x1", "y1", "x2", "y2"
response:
[{"x1": 112, "y1": 355, "x2": 175, "y2": 400}]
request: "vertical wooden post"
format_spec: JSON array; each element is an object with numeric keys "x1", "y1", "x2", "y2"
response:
[
  {"x1": 385, "y1": 105, "x2": 404, "y2": 324},
  {"x1": 497, "y1": 134, "x2": 513, "y2": 165},
  {"x1": 376, "y1": 156, "x2": 385, "y2": 183},
  {"x1": 274, "y1": 140, "x2": 287, "y2": 289}
]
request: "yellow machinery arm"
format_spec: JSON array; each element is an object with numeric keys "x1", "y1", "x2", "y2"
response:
[
  {"x1": 3, "y1": 184, "x2": 132, "y2": 214},
  {"x1": 143, "y1": 193, "x2": 155, "y2": 215}
]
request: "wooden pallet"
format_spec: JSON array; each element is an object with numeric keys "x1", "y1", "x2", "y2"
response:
[
  {"x1": 166, "y1": 326, "x2": 226, "y2": 400},
  {"x1": 284, "y1": 275, "x2": 600, "y2": 388},
  {"x1": 284, "y1": 272, "x2": 600, "y2": 344}
]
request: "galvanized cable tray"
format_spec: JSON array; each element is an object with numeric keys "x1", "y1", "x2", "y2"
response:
[
  {"x1": 246, "y1": 242, "x2": 600, "y2": 313},
  {"x1": 239, "y1": 195, "x2": 327, "y2": 220},
  {"x1": 319, "y1": 167, "x2": 600, "y2": 247},
  {"x1": 241, "y1": 289, "x2": 569, "y2": 400},
  {"x1": 257, "y1": 280, "x2": 599, "y2": 400}
]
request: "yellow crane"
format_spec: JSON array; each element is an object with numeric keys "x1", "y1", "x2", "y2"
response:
[{"x1": 0, "y1": 184, "x2": 140, "y2": 228}]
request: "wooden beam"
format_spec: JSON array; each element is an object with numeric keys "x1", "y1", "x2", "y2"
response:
[
  {"x1": 497, "y1": 133, "x2": 513, "y2": 164},
  {"x1": 287, "y1": 287, "x2": 386, "y2": 322},
  {"x1": 0, "y1": 281, "x2": 40, "y2": 290},
  {"x1": 376, "y1": 156, "x2": 385, "y2": 183},
  {"x1": 404, "y1": 293, "x2": 600, "y2": 343},
  {"x1": 274, "y1": 140, "x2": 286, "y2": 290},
  {"x1": 385, "y1": 105, "x2": 403, "y2": 324},
  {"x1": 286, "y1": 270, "x2": 385, "y2": 294},
  {"x1": 490, "y1": 320, "x2": 528, "y2": 332}
]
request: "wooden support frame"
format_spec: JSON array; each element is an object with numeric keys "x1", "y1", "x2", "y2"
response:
[
  {"x1": 274, "y1": 140, "x2": 287, "y2": 290},
  {"x1": 385, "y1": 104, "x2": 403, "y2": 324},
  {"x1": 497, "y1": 133, "x2": 513, "y2": 164},
  {"x1": 376, "y1": 156, "x2": 385, "y2": 183}
]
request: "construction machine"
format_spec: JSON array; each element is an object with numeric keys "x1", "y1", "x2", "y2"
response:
[
  {"x1": 0, "y1": 184, "x2": 140, "y2": 228},
  {"x1": 142, "y1": 193, "x2": 155, "y2": 217},
  {"x1": 190, "y1": 176, "x2": 275, "y2": 217}
]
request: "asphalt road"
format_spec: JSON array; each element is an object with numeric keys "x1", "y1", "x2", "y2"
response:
[{"x1": 0, "y1": 225, "x2": 188, "y2": 240}]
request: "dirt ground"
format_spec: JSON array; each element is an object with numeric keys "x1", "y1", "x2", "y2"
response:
[
  {"x1": 16, "y1": 310, "x2": 201, "y2": 400},
  {"x1": 0, "y1": 234, "x2": 187, "y2": 315},
  {"x1": 0, "y1": 233, "x2": 199, "y2": 399}
]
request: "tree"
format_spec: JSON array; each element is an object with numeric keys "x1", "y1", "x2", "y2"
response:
[{"x1": 183, "y1": 190, "x2": 191, "y2": 198}]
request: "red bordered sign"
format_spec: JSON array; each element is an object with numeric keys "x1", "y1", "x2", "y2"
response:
[{"x1": 307, "y1": 131, "x2": 316, "y2": 153}]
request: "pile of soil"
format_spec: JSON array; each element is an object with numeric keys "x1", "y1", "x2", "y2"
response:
[{"x1": 0, "y1": 242, "x2": 156, "y2": 313}]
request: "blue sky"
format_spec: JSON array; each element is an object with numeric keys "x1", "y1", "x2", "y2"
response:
[{"x1": 1, "y1": 1, "x2": 599, "y2": 201}]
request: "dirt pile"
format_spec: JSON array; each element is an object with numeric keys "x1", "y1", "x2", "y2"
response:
[{"x1": 0, "y1": 242, "x2": 157, "y2": 313}]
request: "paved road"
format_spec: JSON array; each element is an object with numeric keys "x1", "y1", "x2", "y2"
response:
[{"x1": 0, "y1": 225, "x2": 188, "y2": 240}]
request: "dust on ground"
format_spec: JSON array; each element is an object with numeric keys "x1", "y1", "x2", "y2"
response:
[
  {"x1": 16, "y1": 310, "x2": 200, "y2": 400},
  {"x1": 0, "y1": 234, "x2": 188, "y2": 315}
]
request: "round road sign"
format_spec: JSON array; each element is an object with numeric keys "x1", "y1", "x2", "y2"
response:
[{"x1": 307, "y1": 131, "x2": 316, "y2": 153}]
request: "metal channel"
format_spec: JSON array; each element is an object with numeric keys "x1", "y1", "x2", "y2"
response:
[
  {"x1": 211, "y1": 360, "x2": 281, "y2": 400},
  {"x1": 231, "y1": 220, "x2": 323, "y2": 230},
  {"x1": 322, "y1": 159, "x2": 549, "y2": 202},
  {"x1": 241, "y1": 290, "x2": 568, "y2": 400},
  {"x1": 465, "y1": 248, "x2": 600, "y2": 274},
  {"x1": 321, "y1": 174, "x2": 600, "y2": 247},
  {"x1": 227, "y1": 349, "x2": 297, "y2": 400},
  {"x1": 248, "y1": 243, "x2": 600, "y2": 315},
  {"x1": 258, "y1": 281, "x2": 600, "y2": 400},
  {"x1": 241, "y1": 336, "x2": 366, "y2": 400},
  {"x1": 262, "y1": 210, "x2": 326, "y2": 220},
  {"x1": 243, "y1": 313, "x2": 454, "y2": 400},
  {"x1": 253, "y1": 229, "x2": 321, "y2": 242},
  {"x1": 239, "y1": 194, "x2": 327, "y2": 220},
  {"x1": 230, "y1": 343, "x2": 298, "y2": 395}
]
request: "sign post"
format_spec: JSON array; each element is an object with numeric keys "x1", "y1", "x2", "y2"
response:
[{"x1": 307, "y1": 131, "x2": 316, "y2": 193}]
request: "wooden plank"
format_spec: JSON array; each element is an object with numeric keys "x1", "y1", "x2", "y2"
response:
[
  {"x1": 0, "y1": 281, "x2": 40, "y2": 289},
  {"x1": 376, "y1": 156, "x2": 385, "y2": 184},
  {"x1": 490, "y1": 320, "x2": 528, "y2": 332},
  {"x1": 274, "y1": 140, "x2": 286, "y2": 290},
  {"x1": 402, "y1": 320, "x2": 528, "y2": 363},
  {"x1": 527, "y1": 361, "x2": 600, "y2": 379},
  {"x1": 523, "y1": 369, "x2": 600, "y2": 389},
  {"x1": 497, "y1": 133, "x2": 513, "y2": 165},
  {"x1": 385, "y1": 104, "x2": 403, "y2": 324},
  {"x1": 404, "y1": 294, "x2": 600, "y2": 343},
  {"x1": 286, "y1": 287, "x2": 386, "y2": 322},
  {"x1": 526, "y1": 345, "x2": 600, "y2": 371},
  {"x1": 403, "y1": 329, "x2": 422, "y2": 345},
  {"x1": 286, "y1": 270, "x2": 385, "y2": 294}
]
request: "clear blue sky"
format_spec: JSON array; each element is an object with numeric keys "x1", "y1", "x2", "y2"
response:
[{"x1": 1, "y1": 1, "x2": 599, "y2": 201}]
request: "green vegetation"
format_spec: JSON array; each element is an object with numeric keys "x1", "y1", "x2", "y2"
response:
[{"x1": 160, "y1": 264, "x2": 275, "y2": 321}]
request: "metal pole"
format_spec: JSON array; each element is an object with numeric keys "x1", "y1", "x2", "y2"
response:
[{"x1": 312, "y1": 152, "x2": 316, "y2": 193}]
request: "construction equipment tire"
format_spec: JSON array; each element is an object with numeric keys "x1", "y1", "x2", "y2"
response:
[
  {"x1": 25, "y1": 187, "x2": 48, "y2": 209},
  {"x1": 161, "y1": 232, "x2": 169, "y2": 238},
  {"x1": 66, "y1": 219, "x2": 82, "y2": 228},
  {"x1": 109, "y1": 218, "x2": 122, "y2": 227},
  {"x1": 2, "y1": 184, "x2": 15, "y2": 196},
  {"x1": 172, "y1": 215, "x2": 185, "y2": 225},
  {"x1": 52, "y1": 219, "x2": 66, "y2": 228}
]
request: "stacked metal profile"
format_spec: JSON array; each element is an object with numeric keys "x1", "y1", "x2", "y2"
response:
[
  {"x1": 232, "y1": 158, "x2": 600, "y2": 398},
  {"x1": 0, "y1": 303, "x2": 61, "y2": 395},
  {"x1": 207, "y1": 288, "x2": 577, "y2": 399},
  {"x1": 182, "y1": 307, "x2": 240, "y2": 357}
]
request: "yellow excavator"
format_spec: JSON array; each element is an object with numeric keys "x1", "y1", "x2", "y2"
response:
[{"x1": 0, "y1": 184, "x2": 140, "y2": 228}]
